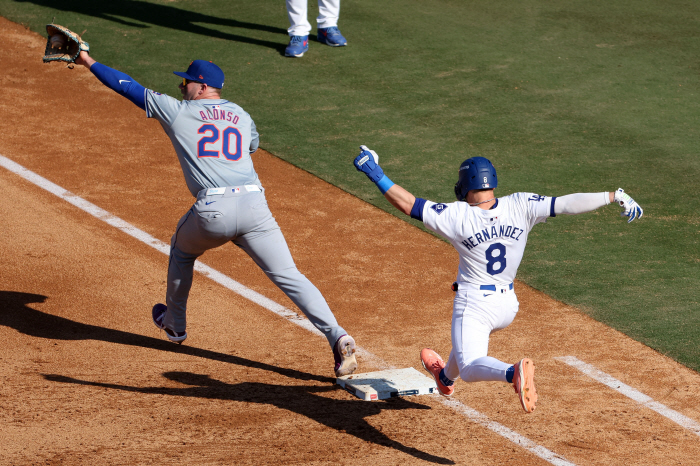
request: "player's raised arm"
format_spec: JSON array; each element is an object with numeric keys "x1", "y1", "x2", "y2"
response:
[
  {"x1": 353, "y1": 145, "x2": 416, "y2": 215},
  {"x1": 554, "y1": 189, "x2": 643, "y2": 223},
  {"x1": 75, "y1": 50, "x2": 147, "y2": 110}
]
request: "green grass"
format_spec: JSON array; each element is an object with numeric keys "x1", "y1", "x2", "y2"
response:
[{"x1": 2, "y1": 0, "x2": 698, "y2": 369}]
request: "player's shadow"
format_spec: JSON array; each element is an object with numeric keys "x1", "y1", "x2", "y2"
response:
[
  {"x1": 14, "y1": 0, "x2": 301, "y2": 54},
  {"x1": 0, "y1": 291, "x2": 332, "y2": 383},
  {"x1": 1, "y1": 291, "x2": 453, "y2": 463},
  {"x1": 44, "y1": 371, "x2": 454, "y2": 464}
]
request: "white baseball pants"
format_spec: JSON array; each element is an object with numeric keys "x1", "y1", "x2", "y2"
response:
[
  {"x1": 286, "y1": 0, "x2": 340, "y2": 36},
  {"x1": 443, "y1": 283, "x2": 519, "y2": 383}
]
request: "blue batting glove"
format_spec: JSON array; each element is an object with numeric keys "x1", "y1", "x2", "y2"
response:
[
  {"x1": 354, "y1": 145, "x2": 385, "y2": 183},
  {"x1": 353, "y1": 145, "x2": 395, "y2": 194},
  {"x1": 614, "y1": 188, "x2": 644, "y2": 223}
]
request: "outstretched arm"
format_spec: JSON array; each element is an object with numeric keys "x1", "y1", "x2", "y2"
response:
[
  {"x1": 75, "y1": 50, "x2": 146, "y2": 110},
  {"x1": 555, "y1": 189, "x2": 643, "y2": 223},
  {"x1": 385, "y1": 184, "x2": 416, "y2": 216},
  {"x1": 554, "y1": 192, "x2": 611, "y2": 215},
  {"x1": 353, "y1": 145, "x2": 416, "y2": 215}
]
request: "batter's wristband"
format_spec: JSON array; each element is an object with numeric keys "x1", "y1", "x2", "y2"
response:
[{"x1": 376, "y1": 175, "x2": 394, "y2": 194}]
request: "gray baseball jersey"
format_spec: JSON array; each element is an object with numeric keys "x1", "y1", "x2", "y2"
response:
[
  {"x1": 143, "y1": 90, "x2": 347, "y2": 350},
  {"x1": 146, "y1": 90, "x2": 261, "y2": 196}
]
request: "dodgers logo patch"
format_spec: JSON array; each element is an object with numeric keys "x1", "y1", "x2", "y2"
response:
[{"x1": 431, "y1": 203, "x2": 448, "y2": 214}]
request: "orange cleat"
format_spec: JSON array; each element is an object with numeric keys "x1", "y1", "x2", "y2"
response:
[
  {"x1": 420, "y1": 348, "x2": 455, "y2": 396},
  {"x1": 513, "y1": 358, "x2": 537, "y2": 413}
]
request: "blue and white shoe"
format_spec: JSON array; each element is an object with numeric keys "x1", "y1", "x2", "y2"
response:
[
  {"x1": 285, "y1": 35, "x2": 309, "y2": 57},
  {"x1": 152, "y1": 303, "x2": 187, "y2": 344},
  {"x1": 317, "y1": 27, "x2": 347, "y2": 47}
]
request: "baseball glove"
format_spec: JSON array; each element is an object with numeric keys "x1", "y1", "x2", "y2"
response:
[{"x1": 43, "y1": 24, "x2": 89, "y2": 68}]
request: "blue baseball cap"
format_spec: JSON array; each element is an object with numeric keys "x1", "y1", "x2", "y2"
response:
[{"x1": 173, "y1": 60, "x2": 225, "y2": 88}]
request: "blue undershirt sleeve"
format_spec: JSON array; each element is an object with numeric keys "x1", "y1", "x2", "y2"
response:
[
  {"x1": 375, "y1": 175, "x2": 394, "y2": 195},
  {"x1": 410, "y1": 198, "x2": 427, "y2": 221},
  {"x1": 90, "y1": 62, "x2": 146, "y2": 110}
]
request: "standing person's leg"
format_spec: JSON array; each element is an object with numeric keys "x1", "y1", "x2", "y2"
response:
[
  {"x1": 286, "y1": 0, "x2": 312, "y2": 35},
  {"x1": 317, "y1": 0, "x2": 340, "y2": 28},
  {"x1": 155, "y1": 195, "x2": 236, "y2": 342},
  {"x1": 234, "y1": 222, "x2": 346, "y2": 345},
  {"x1": 285, "y1": 0, "x2": 311, "y2": 57},
  {"x1": 316, "y1": 0, "x2": 346, "y2": 46},
  {"x1": 233, "y1": 191, "x2": 357, "y2": 375}
]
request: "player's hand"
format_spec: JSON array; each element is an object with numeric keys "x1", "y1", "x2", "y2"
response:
[
  {"x1": 354, "y1": 145, "x2": 385, "y2": 183},
  {"x1": 614, "y1": 188, "x2": 643, "y2": 223},
  {"x1": 75, "y1": 50, "x2": 95, "y2": 68}
]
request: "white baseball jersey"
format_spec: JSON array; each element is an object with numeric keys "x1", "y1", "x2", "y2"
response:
[
  {"x1": 145, "y1": 90, "x2": 260, "y2": 197},
  {"x1": 418, "y1": 193, "x2": 555, "y2": 285}
]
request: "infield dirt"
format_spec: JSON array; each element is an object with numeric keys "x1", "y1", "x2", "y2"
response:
[{"x1": 1, "y1": 17, "x2": 699, "y2": 465}]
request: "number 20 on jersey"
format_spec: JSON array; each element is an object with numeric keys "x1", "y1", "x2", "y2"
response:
[{"x1": 197, "y1": 124, "x2": 242, "y2": 161}]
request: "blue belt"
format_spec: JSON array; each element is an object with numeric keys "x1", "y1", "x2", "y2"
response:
[{"x1": 480, "y1": 283, "x2": 513, "y2": 292}]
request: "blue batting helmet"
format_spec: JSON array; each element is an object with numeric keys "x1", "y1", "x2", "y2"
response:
[{"x1": 454, "y1": 157, "x2": 497, "y2": 201}]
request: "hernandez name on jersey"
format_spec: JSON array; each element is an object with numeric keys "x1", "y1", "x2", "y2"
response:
[{"x1": 419, "y1": 193, "x2": 555, "y2": 286}]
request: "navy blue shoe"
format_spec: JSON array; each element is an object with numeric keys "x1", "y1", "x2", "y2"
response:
[
  {"x1": 285, "y1": 35, "x2": 309, "y2": 57},
  {"x1": 152, "y1": 303, "x2": 187, "y2": 344},
  {"x1": 317, "y1": 27, "x2": 347, "y2": 47}
]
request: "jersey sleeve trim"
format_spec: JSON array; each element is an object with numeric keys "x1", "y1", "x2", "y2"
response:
[
  {"x1": 550, "y1": 197, "x2": 557, "y2": 217},
  {"x1": 410, "y1": 198, "x2": 427, "y2": 221},
  {"x1": 145, "y1": 89, "x2": 152, "y2": 118},
  {"x1": 250, "y1": 119, "x2": 259, "y2": 153}
]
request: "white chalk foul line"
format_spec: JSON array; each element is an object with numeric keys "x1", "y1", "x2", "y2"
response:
[
  {"x1": 556, "y1": 356, "x2": 700, "y2": 437},
  {"x1": 440, "y1": 398, "x2": 575, "y2": 466},
  {"x1": 0, "y1": 154, "x2": 322, "y2": 336},
  {"x1": 0, "y1": 153, "x2": 575, "y2": 466}
]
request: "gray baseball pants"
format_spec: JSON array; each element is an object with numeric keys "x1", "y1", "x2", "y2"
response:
[{"x1": 162, "y1": 186, "x2": 346, "y2": 348}]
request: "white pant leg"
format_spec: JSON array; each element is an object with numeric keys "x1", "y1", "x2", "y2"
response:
[
  {"x1": 286, "y1": 0, "x2": 311, "y2": 36},
  {"x1": 445, "y1": 286, "x2": 519, "y2": 383},
  {"x1": 317, "y1": 0, "x2": 340, "y2": 28},
  {"x1": 445, "y1": 347, "x2": 460, "y2": 381}
]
